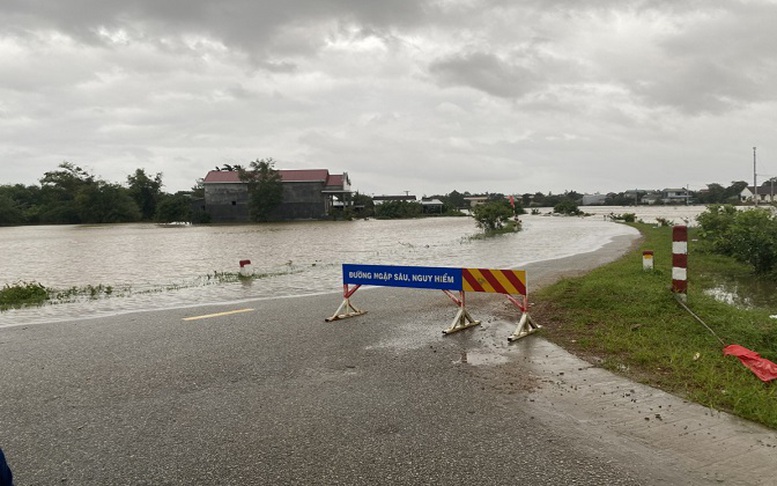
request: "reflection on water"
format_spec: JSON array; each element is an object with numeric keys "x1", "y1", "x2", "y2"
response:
[
  {"x1": 567, "y1": 205, "x2": 704, "y2": 226},
  {"x1": 704, "y1": 276, "x2": 777, "y2": 310},
  {"x1": 1, "y1": 209, "x2": 692, "y2": 327}
]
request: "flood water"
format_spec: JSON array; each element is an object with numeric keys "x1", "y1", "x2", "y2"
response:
[{"x1": 0, "y1": 206, "x2": 707, "y2": 327}]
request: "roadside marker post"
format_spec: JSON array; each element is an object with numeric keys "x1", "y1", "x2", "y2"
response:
[
  {"x1": 326, "y1": 264, "x2": 539, "y2": 342},
  {"x1": 239, "y1": 259, "x2": 252, "y2": 277},
  {"x1": 672, "y1": 226, "x2": 688, "y2": 301},
  {"x1": 642, "y1": 250, "x2": 654, "y2": 271}
]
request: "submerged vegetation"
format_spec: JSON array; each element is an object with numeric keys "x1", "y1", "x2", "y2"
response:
[
  {"x1": 552, "y1": 200, "x2": 583, "y2": 216},
  {"x1": 472, "y1": 199, "x2": 525, "y2": 235},
  {"x1": 533, "y1": 223, "x2": 777, "y2": 429},
  {"x1": 0, "y1": 267, "x2": 307, "y2": 311},
  {"x1": 0, "y1": 281, "x2": 48, "y2": 309}
]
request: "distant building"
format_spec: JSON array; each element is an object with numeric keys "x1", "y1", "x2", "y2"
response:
[
  {"x1": 463, "y1": 196, "x2": 489, "y2": 207},
  {"x1": 640, "y1": 191, "x2": 663, "y2": 205},
  {"x1": 372, "y1": 194, "x2": 417, "y2": 205},
  {"x1": 420, "y1": 197, "x2": 445, "y2": 213},
  {"x1": 581, "y1": 193, "x2": 607, "y2": 206},
  {"x1": 741, "y1": 182, "x2": 777, "y2": 204},
  {"x1": 661, "y1": 188, "x2": 689, "y2": 204},
  {"x1": 202, "y1": 169, "x2": 352, "y2": 222}
]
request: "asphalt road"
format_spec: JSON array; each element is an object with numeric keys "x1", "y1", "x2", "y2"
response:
[{"x1": 2, "y1": 236, "x2": 774, "y2": 485}]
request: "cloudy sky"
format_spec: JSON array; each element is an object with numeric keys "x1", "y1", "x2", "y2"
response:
[{"x1": 2, "y1": 1, "x2": 776, "y2": 197}]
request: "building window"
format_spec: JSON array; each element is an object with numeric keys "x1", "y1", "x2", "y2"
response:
[{"x1": 231, "y1": 201, "x2": 237, "y2": 206}]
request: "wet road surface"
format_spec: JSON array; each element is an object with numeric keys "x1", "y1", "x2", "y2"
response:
[{"x1": 2, "y1": 236, "x2": 775, "y2": 485}]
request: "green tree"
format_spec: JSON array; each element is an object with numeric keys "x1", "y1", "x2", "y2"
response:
[
  {"x1": 472, "y1": 200, "x2": 514, "y2": 231},
  {"x1": 724, "y1": 180, "x2": 749, "y2": 203},
  {"x1": 374, "y1": 200, "x2": 423, "y2": 219},
  {"x1": 38, "y1": 162, "x2": 97, "y2": 223},
  {"x1": 239, "y1": 158, "x2": 283, "y2": 222},
  {"x1": 75, "y1": 182, "x2": 141, "y2": 223},
  {"x1": 190, "y1": 179, "x2": 205, "y2": 199},
  {"x1": 0, "y1": 192, "x2": 24, "y2": 226},
  {"x1": 444, "y1": 190, "x2": 467, "y2": 210},
  {"x1": 696, "y1": 204, "x2": 738, "y2": 255},
  {"x1": 698, "y1": 183, "x2": 726, "y2": 204},
  {"x1": 0, "y1": 184, "x2": 43, "y2": 225},
  {"x1": 351, "y1": 192, "x2": 374, "y2": 218},
  {"x1": 127, "y1": 169, "x2": 164, "y2": 221},
  {"x1": 727, "y1": 209, "x2": 777, "y2": 274},
  {"x1": 155, "y1": 193, "x2": 192, "y2": 223}
]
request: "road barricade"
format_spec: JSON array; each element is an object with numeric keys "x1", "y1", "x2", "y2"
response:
[{"x1": 325, "y1": 264, "x2": 539, "y2": 342}]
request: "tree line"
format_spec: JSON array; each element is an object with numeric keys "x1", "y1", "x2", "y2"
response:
[
  {"x1": 0, "y1": 162, "x2": 196, "y2": 226},
  {"x1": 0, "y1": 161, "x2": 759, "y2": 227}
]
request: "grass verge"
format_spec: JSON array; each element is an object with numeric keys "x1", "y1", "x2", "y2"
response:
[{"x1": 533, "y1": 223, "x2": 777, "y2": 429}]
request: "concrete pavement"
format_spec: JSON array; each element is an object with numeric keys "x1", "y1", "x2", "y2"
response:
[{"x1": 1, "y1": 235, "x2": 776, "y2": 485}]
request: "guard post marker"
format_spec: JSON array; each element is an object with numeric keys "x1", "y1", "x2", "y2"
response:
[
  {"x1": 672, "y1": 226, "x2": 688, "y2": 301},
  {"x1": 239, "y1": 259, "x2": 252, "y2": 277},
  {"x1": 642, "y1": 250, "x2": 654, "y2": 271},
  {"x1": 326, "y1": 264, "x2": 538, "y2": 341}
]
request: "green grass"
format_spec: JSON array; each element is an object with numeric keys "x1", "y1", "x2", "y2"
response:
[
  {"x1": 534, "y1": 223, "x2": 777, "y2": 429},
  {"x1": 0, "y1": 266, "x2": 310, "y2": 311},
  {"x1": 0, "y1": 281, "x2": 49, "y2": 309}
]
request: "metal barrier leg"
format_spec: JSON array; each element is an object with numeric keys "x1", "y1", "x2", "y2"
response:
[
  {"x1": 441, "y1": 290, "x2": 481, "y2": 335},
  {"x1": 505, "y1": 294, "x2": 540, "y2": 342},
  {"x1": 325, "y1": 284, "x2": 367, "y2": 322},
  {"x1": 507, "y1": 312, "x2": 540, "y2": 342}
]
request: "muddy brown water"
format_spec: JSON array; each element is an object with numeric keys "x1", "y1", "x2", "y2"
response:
[{"x1": 0, "y1": 207, "x2": 707, "y2": 327}]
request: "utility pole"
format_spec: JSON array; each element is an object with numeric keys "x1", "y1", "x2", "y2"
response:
[{"x1": 754, "y1": 147, "x2": 758, "y2": 207}]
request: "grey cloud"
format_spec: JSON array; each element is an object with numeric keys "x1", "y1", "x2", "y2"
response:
[
  {"x1": 631, "y1": 60, "x2": 761, "y2": 115},
  {"x1": 2, "y1": 0, "x2": 435, "y2": 62},
  {"x1": 608, "y1": 4, "x2": 777, "y2": 114},
  {"x1": 429, "y1": 52, "x2": 538, "y2": 98}
]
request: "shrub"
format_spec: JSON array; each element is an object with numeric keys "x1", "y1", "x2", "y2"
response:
[
  {"x1": 472, "y1": 200, "x2": 514, "y2": 231},
  {"x1": 0, "y1": 281, "x2": 48, "y2": 308},
  {"x1": 374, "y1": 200, "x2": 423, "y2": 219},
  {"x1": 553, "y1": 200, "x2": 583, "y2": 216},
  {"x1": 697, "y1": 205, "x2": 777, "y2": 274},
  {"x1": 696, "y1": 204, "x2": 738, "y2": 255}
]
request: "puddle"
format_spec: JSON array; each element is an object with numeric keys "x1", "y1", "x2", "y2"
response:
[
  {"x1": 703, "y1": 276, "x2": 777, "y2": 310},
  {"x1": 455, "y1": 350, "x2": 510, "y2": 366}
]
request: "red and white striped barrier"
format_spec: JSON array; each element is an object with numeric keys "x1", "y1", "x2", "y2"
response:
[{"x1": 672, "y1": 226, "x2": 688, "y2": 299}]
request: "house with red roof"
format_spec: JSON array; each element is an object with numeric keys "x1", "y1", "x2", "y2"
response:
[{"x1": 201, "y1": 168, "x2": 352, "y2": 221}]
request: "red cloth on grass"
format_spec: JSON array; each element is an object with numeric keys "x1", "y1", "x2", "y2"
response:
[{"x1": 723, "y1": 344, "x2": 777, "y2": 382}]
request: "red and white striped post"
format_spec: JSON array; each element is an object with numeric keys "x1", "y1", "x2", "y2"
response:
[{"x1": 672, "y1": 226, "x2": 688, "y2": 300}]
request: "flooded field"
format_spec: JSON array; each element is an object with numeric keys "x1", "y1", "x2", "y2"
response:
[{"x1": 0, "y1": 206, "x2": 708, "y2": 327}]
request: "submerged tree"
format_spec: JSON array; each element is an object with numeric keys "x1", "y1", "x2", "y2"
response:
[
  {"x1": 127, "y1": 169, "x2": 164, "y2": 221},
  {"x1": 239, "y1": 158, "x2": 283, "y2": 221},
  {"x1": 38, "y1": 162, "x2": 97, "y2": 223},
  {"x1": 472, "y1": 200, "x2": 515, "y2": 232},
  {"x1": 374, "y1": 200, "x2": 423, "y2": 219},
  {"x1": 155, "y1": 193, "x2": 192, "y2": 223},
  {"x1": 553, "y1": 200, "x2": 583, "y2": 216},
  {"x1": 76, "y1": 181, "x2": 141, "y2": 223}
]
